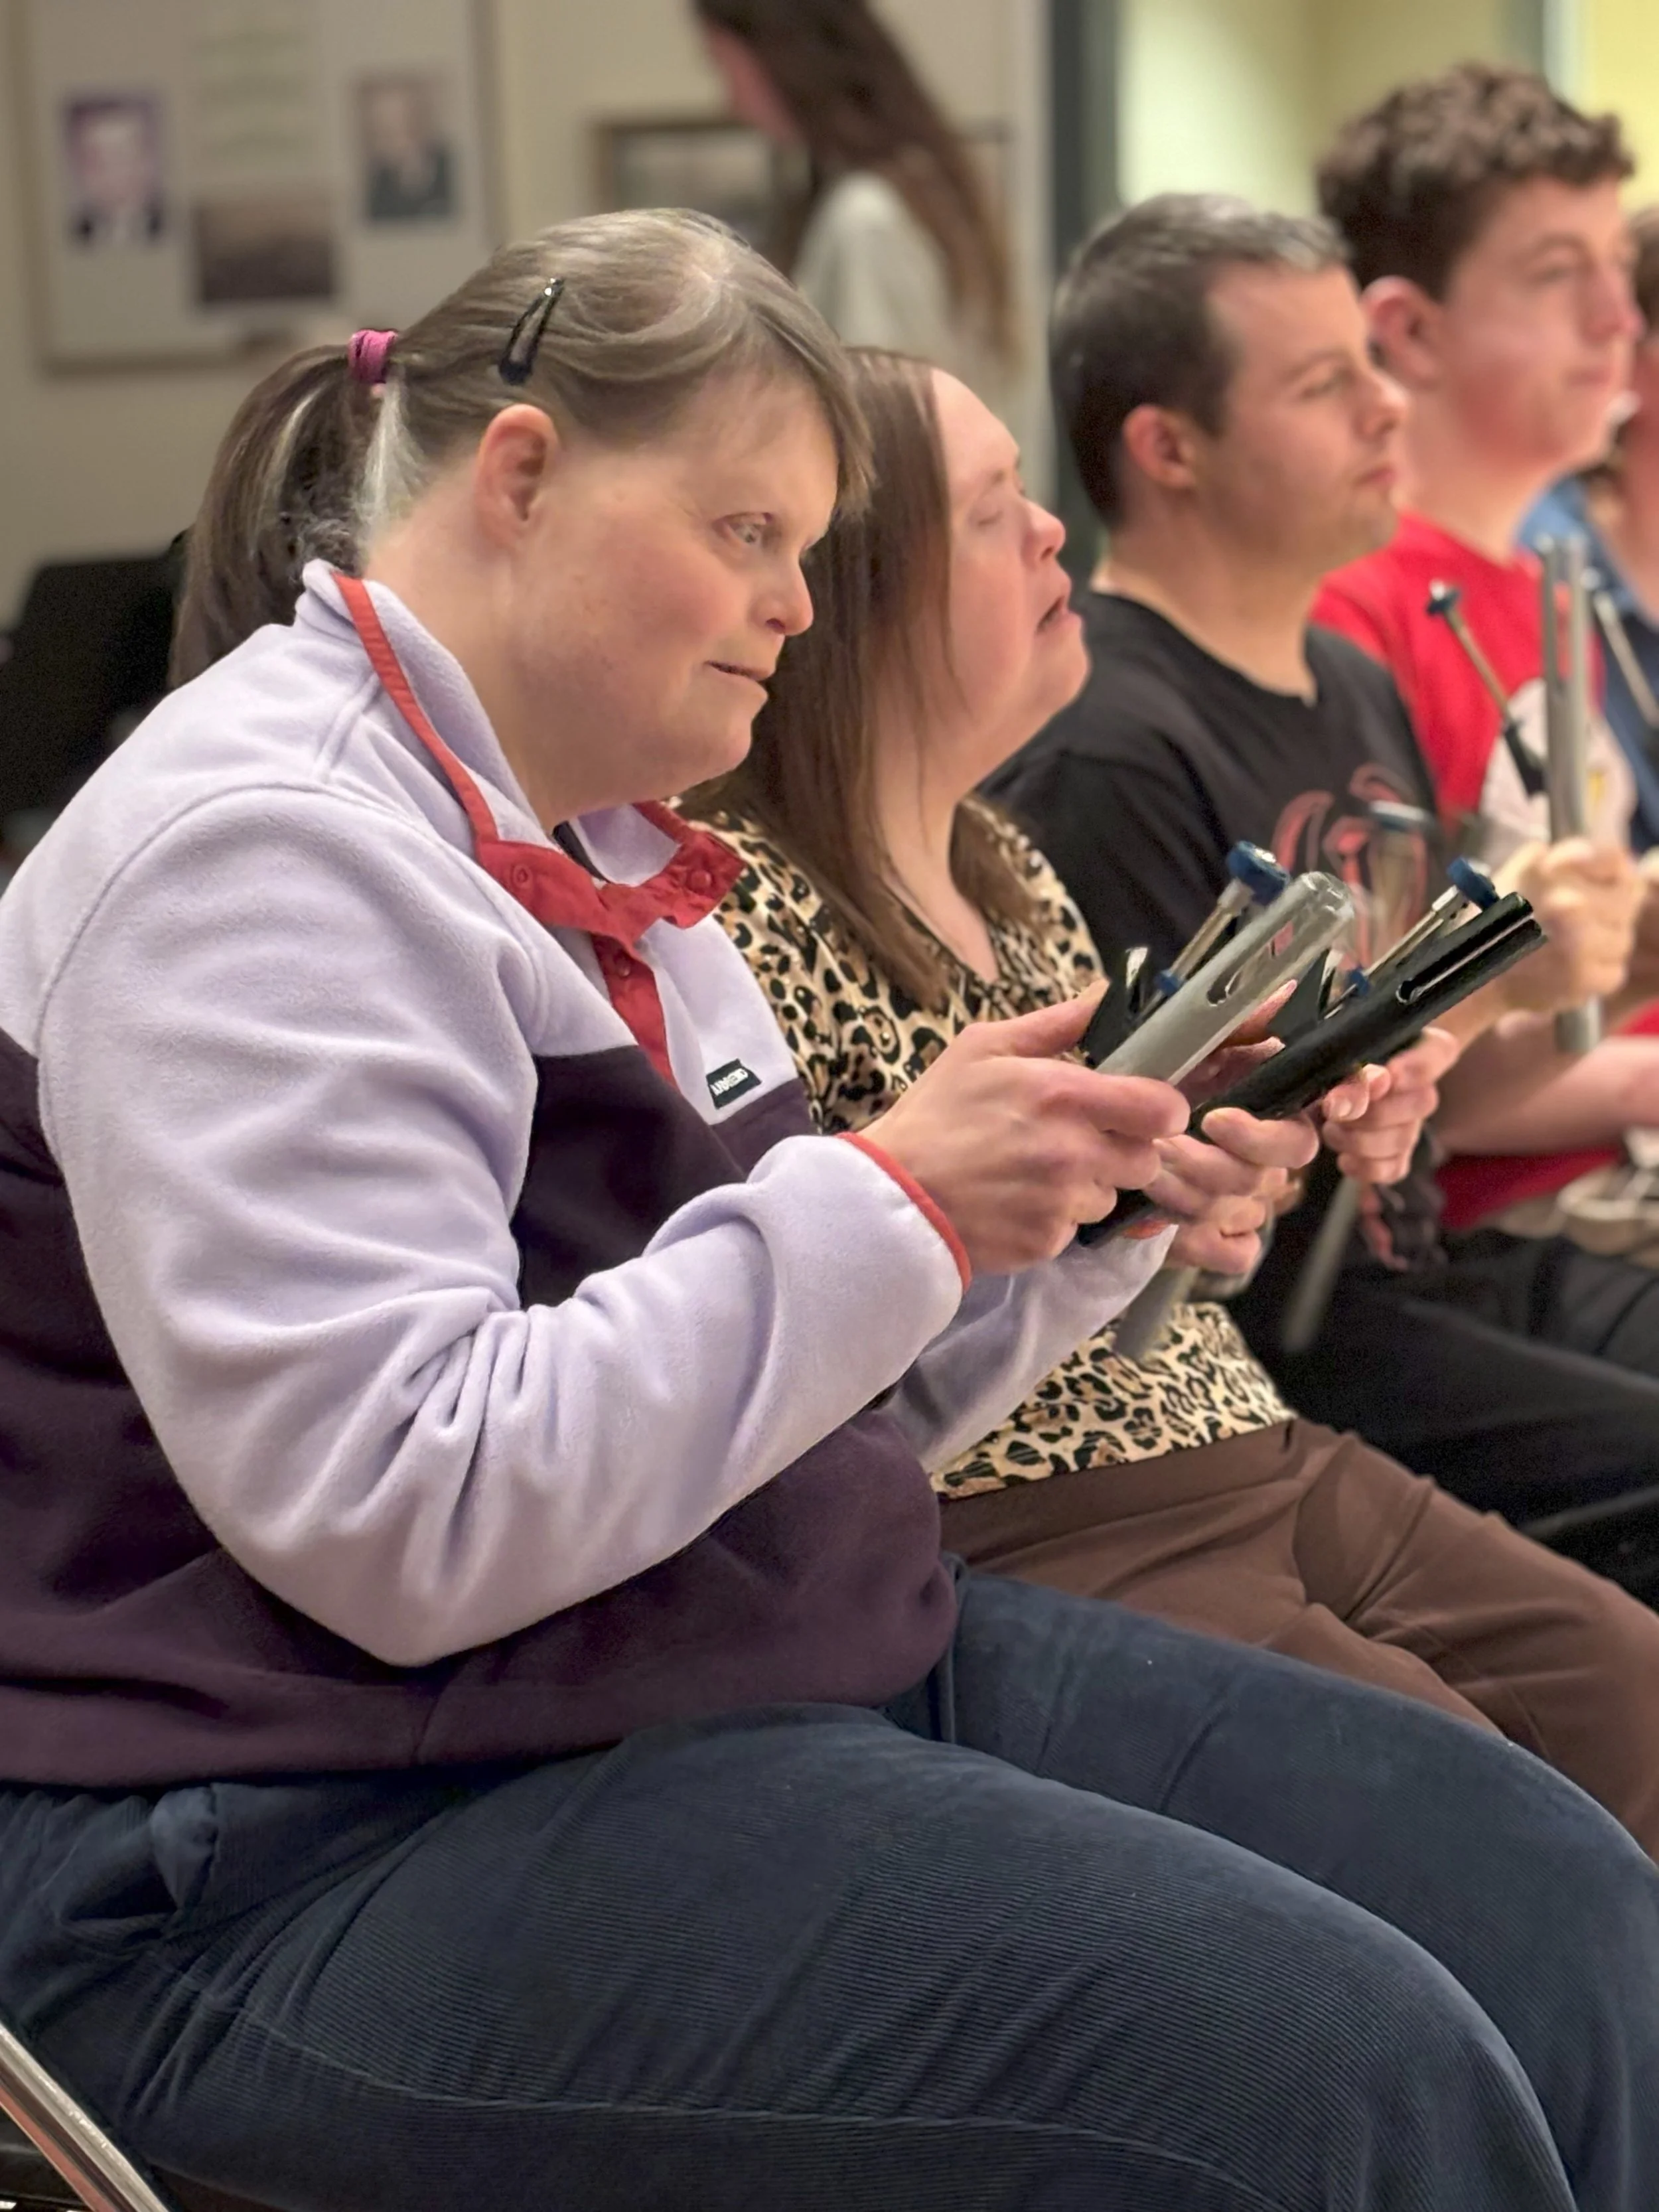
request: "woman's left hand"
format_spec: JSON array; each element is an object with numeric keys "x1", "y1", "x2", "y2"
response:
[
  {"x1": 1127, "y1": 1008, "x2": 1461, "y2": 1276},
  {"x1": 1138, "y1": 1106, "x2": 1321, "y2": 1277}
]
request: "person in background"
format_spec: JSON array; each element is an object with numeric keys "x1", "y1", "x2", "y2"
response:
[
  {"x1": 992, "y1": 192, "x2": 1659, "y2": 1538},
  {"x1": 3, "y1": 206, "x2": 1641, "y2": 2212},
  {"x1": 693, "y1": 0, "x2": 1017, "y2": 409},
  {"x1": 1313, "y1": 63, "x2": 1659, "y2": 1240},
  {"x1": 1526, "y1": 206, "x2": 1659, "y2": 850},
  {"x1": 690, "y1": 344, "x2": 1659, "y2": 1852}
]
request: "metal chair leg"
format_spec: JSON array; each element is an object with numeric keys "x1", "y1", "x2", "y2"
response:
[{"x1": 0, "y1": 2020, "x2": 178, "y2": 2212}]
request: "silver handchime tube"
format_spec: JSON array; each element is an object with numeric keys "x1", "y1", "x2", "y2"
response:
[
  {"x1": 0, "y1": 2017, "x2": 178, "y2": 2212},
  {"x1": 1277, "y1": 1173, "x2": 1360, "y2": 1357},
  {"x1": 1110, "y1": 1262, "x2": 1194, "y2": 1364},
  {"x1": 1540, "y1": 535, "x2": 1602, "y2": 1055}
]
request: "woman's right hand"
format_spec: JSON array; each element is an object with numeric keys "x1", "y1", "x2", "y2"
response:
[{"x1": 866, "y1": 991, "x2": 1188, "y2": 1275}]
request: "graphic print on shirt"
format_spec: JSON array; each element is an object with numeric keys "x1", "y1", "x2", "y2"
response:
[
  {"x1": 1270, "y1": 761, "x2": 1433, "y2": 967},
  {"x1": 1270, "y1": 762, "x2": 1439, "y2": 1272},
  {"x1": 1475, "y1": 676, "x2": 1628, "y2": 867}
]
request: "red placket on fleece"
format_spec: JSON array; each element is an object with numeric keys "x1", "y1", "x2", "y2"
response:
[
  {"x1": 336, "y1": 573, "x2": 971, "y2": 1287},
  {"x1": 338, "y1": 572, "x2": 741, "y2": 1086}
]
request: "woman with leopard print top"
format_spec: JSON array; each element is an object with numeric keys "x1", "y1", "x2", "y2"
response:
[{"x1": 687, "y1": 347, "x2": 1659, "y2": 1856}]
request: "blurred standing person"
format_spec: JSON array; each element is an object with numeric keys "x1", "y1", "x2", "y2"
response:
[
  {"x1": 1525, "y1": 208, "x2": 1659, "y2": 850},
  {"x1": 693, "y1": 0, "x2": 1019, "y2": 408}
]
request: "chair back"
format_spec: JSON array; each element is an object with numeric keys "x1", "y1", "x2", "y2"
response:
[{"x1": 0, "y1": 552, "x2": 178, "y2": 821}]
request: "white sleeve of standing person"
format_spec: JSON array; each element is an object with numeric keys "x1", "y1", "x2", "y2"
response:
[
  {"x1": 28, "y1": 788, "x2": 1160, "y2": 1664},
  {"x1": 794, "y1": 173, "x2": 958, "y2": 360}
]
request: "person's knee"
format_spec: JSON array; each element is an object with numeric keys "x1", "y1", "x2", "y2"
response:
[
  {"x1": 1102, "y1": 1858, "x2": 1565, "y2": 2209},
  {"x1": 1463, "y1": 1737, "x2": 1659, "y2": 2017}
]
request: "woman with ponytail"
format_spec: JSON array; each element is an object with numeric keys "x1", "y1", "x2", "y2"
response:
[{"x1": 0, "y1": 210, "x2": 1655, "y2": 2212}]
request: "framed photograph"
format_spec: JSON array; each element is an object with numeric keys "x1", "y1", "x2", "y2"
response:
[
  {"x1": 356, "y1": 71, "x2": 459, "y2": 226},
  {"x1": 61, "y1": 93, "x2": 169, "y2": 252},
  {"x1": 595, "y1": 114, "x2": 1013, "y2": 256},
  {"x1": 191, "y1": 188, "x2": 336, "y2": 305},
  {"x1": 595, "y1": 117, "x2": 782, "y2": 251},
  {"x1": 17, "y1": 0, "x2": 500, "y2": 369}
]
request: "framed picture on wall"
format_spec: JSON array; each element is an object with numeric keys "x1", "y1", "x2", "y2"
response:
[
  {"x1": 595, "y1": 117, "x2": 784, "y2": 251},
  {"x1": 16, "y1": 0, "x2": 500, "y2": 368},
  {"x1": 594, "y1": 114, "x2": 1011, "y2": 255}
]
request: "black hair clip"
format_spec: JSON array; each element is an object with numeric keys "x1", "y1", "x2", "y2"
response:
[{"x1": 498, "y1": 277, "x2": 565, "y2": 386}]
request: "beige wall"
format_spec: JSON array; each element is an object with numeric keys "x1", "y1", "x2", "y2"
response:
[
  {"x1": 1119, "y1": 0, "x2": 1320, "y2": 212},
  {"x1": 1309, "y1": 0, "x2": 1510, "y2": 149},
  {"x1": 1581, "y1": 0, "x2": 1659, "y2": 193},
  {"x1": 1119, "y1": 0, "x2": 1520, "y2": 218},
  {"x1": 1118, "y1": 0, "x2": 1659, "y2": 220},
  {"x1": 0, "y1": 11, "x2": 267, "y2": 620},
  {"x1": 0, "y1": 0, "x2": 1029, "y2": 621}
]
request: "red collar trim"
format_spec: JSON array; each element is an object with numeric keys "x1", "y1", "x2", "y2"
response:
[{"x1": 336, "y1": 572, "x2": 741, "y2": 947}]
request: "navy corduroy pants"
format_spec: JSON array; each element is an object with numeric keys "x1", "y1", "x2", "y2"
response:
[{"x1": 1, "y1": 1569, "x2": 1656, "y2": 2212}]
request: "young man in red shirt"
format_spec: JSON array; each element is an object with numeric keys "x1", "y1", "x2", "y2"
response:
[{"x1": 1315, "y1": 62, "x2": 1659, "y2": 1222}]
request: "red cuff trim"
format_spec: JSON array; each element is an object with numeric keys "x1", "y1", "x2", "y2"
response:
[{"x1": 840, "y1": 1133, "x2": 972, "y2": 1292}]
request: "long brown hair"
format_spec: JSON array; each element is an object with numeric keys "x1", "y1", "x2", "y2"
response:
[
  {"x1": 687, "y1": 348, "x2": 1035, "y2": 1010},
  {"x1": 171, "y1": 209, "x2": 870, "y2": 684},
  {"x1": 694, "y1": 0, "x2": 1017, "y2": 367}
]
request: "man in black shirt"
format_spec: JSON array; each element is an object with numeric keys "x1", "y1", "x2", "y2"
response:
[
  {"x1": 1029, "y1": 599, "x2": 1438, "y2": 990},
  {"x1": 995, "y1": 193, "x2": 1659, "y2": 1539}
]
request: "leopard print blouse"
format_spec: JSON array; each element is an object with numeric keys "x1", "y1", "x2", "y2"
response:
[{"x1": 711, "y1": 808, "x2": 1291, "y2": 1497}]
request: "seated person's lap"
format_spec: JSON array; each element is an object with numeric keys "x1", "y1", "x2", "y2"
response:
[{"x1": 0, "y1": 1574, "x2": 1652, "y2": 2211}]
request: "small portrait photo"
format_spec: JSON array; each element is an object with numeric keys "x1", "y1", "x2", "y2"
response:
[
  {"x1": 62, "y1": 92, "x2": 166, "y2": 250},
  {"x1": 599, "y1": 119, "x2": 776, "y2": 250},
  {"x1": 356, "y1": 72, "x2": 457, "y2": 224},
  {"x1": 191, "y1": 188, "x2": 336, "y2": 307}
]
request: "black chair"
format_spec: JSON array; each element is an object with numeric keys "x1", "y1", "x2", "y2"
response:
[
  {"x1": 1524, "y1": 1483, "x2": 1659, "y2": 1605},
  {"x1": 0, "y1": 551, "x2": 180, "y2": 826}
]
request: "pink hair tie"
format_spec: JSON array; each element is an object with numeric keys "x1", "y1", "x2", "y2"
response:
[{"x1": 347, "y1": 328, "x2": 397, "y2": 386}]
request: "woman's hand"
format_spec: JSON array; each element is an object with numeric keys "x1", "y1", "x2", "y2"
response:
[
  {"x1": 1152, "y1": 1106, "x2": 1320, "y2": 1276},
  {"x1": 867, "y1": 989, "x2": 1188, "y2": 1275},
  {"x1": 1155, "y1": 992, "x2": 1457, "y2": 1267},
  {"x1": 1177, "y1": 986, "x2": 1293, "y2": 1107},
  {"x1": 1119, "y1": 988, "x2": 1322, "y2": 1274},
  {"x1": 867, "y1": 985, "x2": 1458, "y2": 1280},
  {"x1": 1149, "y1": 1039, "x2": 1445, "y2": 1275}
]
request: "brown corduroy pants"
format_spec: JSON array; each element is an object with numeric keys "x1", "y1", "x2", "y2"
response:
[{"x1": 941, "y1": 1418, "x2": 1659, "y2": 1858}]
